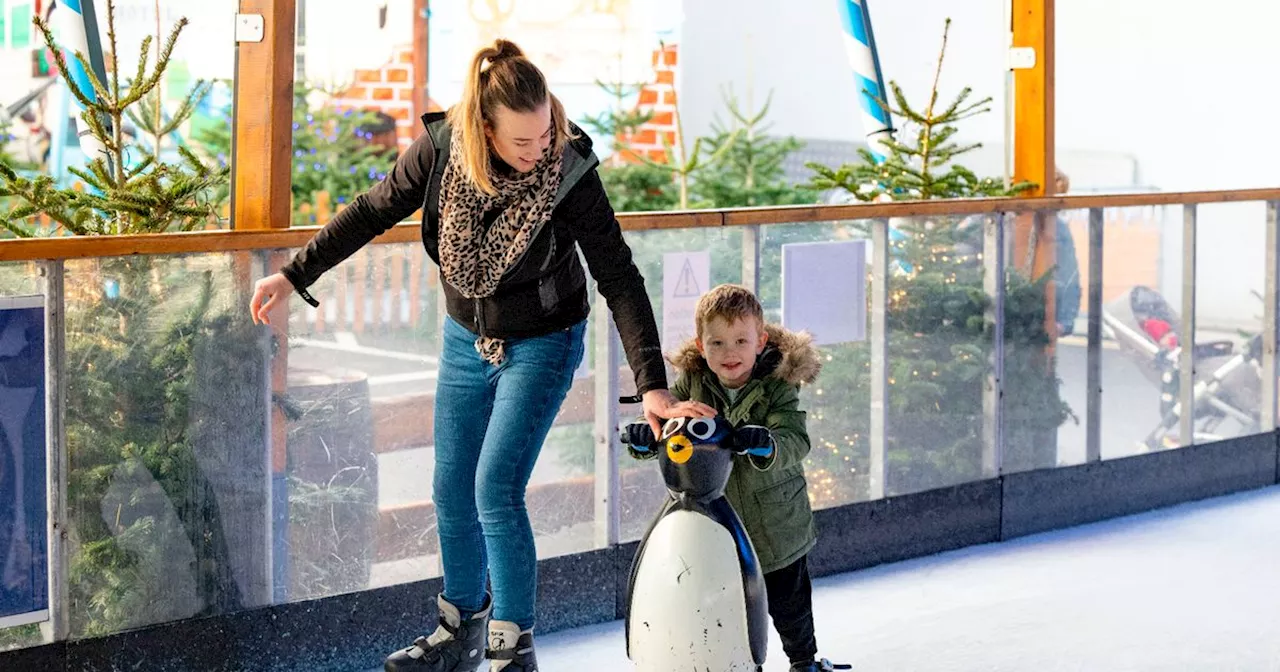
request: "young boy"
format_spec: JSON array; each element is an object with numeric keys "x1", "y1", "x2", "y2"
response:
[{"x1": 667, "y1": 283, "x2": 847, "y2": 672}]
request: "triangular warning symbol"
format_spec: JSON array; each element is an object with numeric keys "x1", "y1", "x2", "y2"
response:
[{"x1": 672, "y1": 258, "x2": 701, "y2": 298}]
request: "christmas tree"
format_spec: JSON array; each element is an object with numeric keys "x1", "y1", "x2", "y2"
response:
[
  {"x1": 808, "y1": 20, "x2": 1034, "y2": 202},
  {"x1": 0, "y1": 7, "x2": 226, "y2": 237},
  {"x1": 580, "y1": 77, "x2": 679, "y2": 212},
  {"x1": 288, "y1": 83, "x2": 398, "y2": 225},
  {"x1": 800, "y1": 19, "x2": 1072, "y2": 502},
  {"x1": 195, "y1": 82, "x2": 399, "y2": 226},
  {"x1": 0, "y1": 118, "x2": 23, "y2": 229},
  {"x1": 0, "y1": 0, "x2": 263, "y2": 639},
  {"x1": 694, "y1": 86, "x2": 815, "y2": 208}
]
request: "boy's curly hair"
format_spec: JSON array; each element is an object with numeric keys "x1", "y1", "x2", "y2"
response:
[{"x1": 695, "y1": 284, "x2": 764, "y2": 338}]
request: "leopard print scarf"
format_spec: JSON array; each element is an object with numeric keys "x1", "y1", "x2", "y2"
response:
[{"x1": 437, "y1": 125, "x2": 564, "y2": 365}]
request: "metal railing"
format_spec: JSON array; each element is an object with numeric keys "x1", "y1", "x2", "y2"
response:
[{"x1": 3, "y1": 187, "x2": 1278, "y2": 645}]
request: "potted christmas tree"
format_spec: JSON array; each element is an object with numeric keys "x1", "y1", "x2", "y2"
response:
[
  {"x1": 801, "y1": 19, "x2": 1072, "y2": 500},
  {"x1": 0, "y1": 1, "x2": 269, "y2": 639}
]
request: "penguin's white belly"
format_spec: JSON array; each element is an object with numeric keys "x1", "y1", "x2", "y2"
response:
[{"x1": 628, "y1": 509, "x2": 756, "y2": 671}]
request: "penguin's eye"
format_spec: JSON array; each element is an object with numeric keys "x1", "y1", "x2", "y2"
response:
[
  {"x1": 661, "y1": 417, "x2": 685, "y2": 439},
  {"x1": 687, "y1": 418, "x2": 715, "y2": 441}
]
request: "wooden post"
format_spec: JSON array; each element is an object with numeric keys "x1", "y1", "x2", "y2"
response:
[
  {"x1": 1012, "y1": 0, "x2": 1055, "y2": 197},
  {"x1": 412, "y1": 0, "x2": 430, "y2": 120},
  {"x1": 1011, "y1": 0, "x2": 1057, "y2": 345},
  {"x1": 232, "y1": 0, "x2": 296, "y2": 233}
]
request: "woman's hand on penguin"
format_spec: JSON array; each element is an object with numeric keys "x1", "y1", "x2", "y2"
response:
[{"x1": 640, "y1": 389, "x2": 717, "y2": 436}]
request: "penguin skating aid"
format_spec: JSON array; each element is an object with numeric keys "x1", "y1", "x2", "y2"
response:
[{"x1": 620, "y1": 415, "x2": 776, "y2": 672}]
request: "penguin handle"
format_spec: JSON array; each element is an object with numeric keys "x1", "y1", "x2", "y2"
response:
[
  {"x1": 731, "y1": 424, "x2": 776, "y2": 471},
  {"x1": 619, "y1": 421, "x2": 660, "y2": 461}
]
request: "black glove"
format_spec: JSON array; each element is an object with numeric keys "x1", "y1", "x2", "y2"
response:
[
  {"x1": 730, "y1": 425, "x2": 774, "y2": 458},
  {"x1": 619, "y1": 421, "x2": 659, "y2": 460}
]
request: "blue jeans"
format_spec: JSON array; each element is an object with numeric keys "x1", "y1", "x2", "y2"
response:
[{"x1": 433, "y1": 316, "x2": 585, "y2": 630}]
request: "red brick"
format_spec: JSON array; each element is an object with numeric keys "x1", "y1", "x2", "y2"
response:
[
  {"x1": 664, "y1": 47, "x2": 678, "y2": 66},
  {"x1": 372, "y1": 87, "x2": 395, "y2": 101},
  {"x1": 386, "y1": 67, "x2": 410, "y2": 83},
  {"x1": 399, "y1": 49, "x2": 415, "y2": 64},
  {"x1": 647, "y1": 149, "x2": 668, "y2": 163},
  {"x1": 356, "y1": 69, "x2": 382, "y2": 83},
  {"x1": 343, "y1": 86, "x2": 368, "y2": 100},
  {"x1": 632, "y1": 129, "x2": 658, "y2": 145},
  {"x1": 649, "y1": 111, "x2": 674, "y2": 126},
  {"x1": 638, "y1": 88, "x2": 658, "y2": 106},
  {"x1": 656, "y1": 70, "x2": 675, "y2": 86},
  {"x1": 399, "y1": 88, "x2": 414, "y2": 101},
  {"x1": 386, "y1": 106, "x2": 412, "y2": 121},
  {"x1": 662, "y1": 90, "x2": 678, "y2": 105}
]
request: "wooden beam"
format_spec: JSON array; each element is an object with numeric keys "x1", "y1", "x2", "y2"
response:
[
  {"x1": 1012, "y1": 0, "x2": 1055, "y2": 197},
  {"x1": 232, "y1": 0, "x2": 297, "y2": 232},
  {"x1": 412, "y1": 0, "x2": 430, "y2": 120},
  {"x1": 1011, "y1": 0, "x2": 1057, "y2": 347},
  {"x1": 10, "y1": 188, "x2": 1280, "y2": 262}
]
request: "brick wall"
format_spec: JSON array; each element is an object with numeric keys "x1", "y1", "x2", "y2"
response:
[
  {"x1": 331, "y1": 45, "x2": 442, "y2": 151},
  {"x1": 618, "y1": 43, "x2": 681, "y2": 164}
]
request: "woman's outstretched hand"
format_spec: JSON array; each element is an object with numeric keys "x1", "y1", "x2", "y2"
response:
[
  {"x1": 641, "y1": 389, "x2": 717, "y2": 436},
  {"x1": 249, "y1": 273, "x2": 295, "y2": 326}
]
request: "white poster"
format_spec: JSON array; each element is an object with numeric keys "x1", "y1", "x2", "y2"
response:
[
  {"x1": 662, "y1": 250, "x2": 709, "y2": 352},
  {"x1": 781, "y1": 240, "x2": 867, "y2": 345}
]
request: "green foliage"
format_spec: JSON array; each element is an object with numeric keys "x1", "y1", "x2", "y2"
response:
[
  {"x1": 579, "y1": 79, "x2": 655, "y2": 164},
  {"x1": 693, "y1": 87, "x2": 817, "y2": 208},
  {"x1": 596, "y1": 21, "x2": 1070, "y2": 504},
  {"x1": 64, "y1": 259, "x2": 259, "y2": 635},
  {"x1": 0, "y1": 624, "x2": 41, "y2": 652},
  {"x1": 599, "y1": 162, "x2": 679, "y2": 212},
  {"x1": 795, "y1": 19, "x2": 1071, "y2": 500},
  {"x1": 805, "y1": 19, "x2": 1034, "y2": 202},
  {"x1": 288, "y1": 83, "x2": 398, "y2": 225},
  {"x1": 0, "y1": 2, "x2": 227, "y2": 237},
  {"x1": 194, "y1": 81, "x2": 399, "y2": 226},
  {"x1": 0, "y1": 2, "x2": 271, "y2": 647},
  {"x1": 580, "y1": 74, "x2": 679, "y2": 212},
  {"x1": 0, "y1": 117, "x2": 28, "y2": 230}
]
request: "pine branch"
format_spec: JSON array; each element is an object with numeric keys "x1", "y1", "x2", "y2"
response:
[
  {"x1": 123, "y1": 20, "x2": 187, "y2": 108},
  {"x1": 889, "y1": 83, "x2": 926, "y2": 125},
  {"x1": 75, "y1": 50, "x2": 116, "y2": 112},
  {"x1": 132, "y1": 35, "x2": 154, "y2": 102},
  {"x1": 34, "y1": 19, "x2": 100, "y2": 112},
  {"x1": 100, "y1": 0, "x2": 121, "y2": 104},
  {"x1": 67, "y1": 165, "x2": 106, "y2": 192},
  {"x1": 81, "y1": 113, "x2": 117, "y2": 154},
  {"x1": 0, "y1": 217, "x2": 35, "y2": 238},
  {"x1": 123, "y1": 107, "x2": 148, "y2": 135},
  {"x1": 164, "y1": 81, "x2": 211, "y2": 134},
  {"x1": 9, "y1": 203, "x2": 40, "y2": 221},
  {"x1": 83, "y1": 159, "x2": 115, "y2": 191},
  {"x1": 925, "y1": 18, "x2": 953, "y2": 120}
]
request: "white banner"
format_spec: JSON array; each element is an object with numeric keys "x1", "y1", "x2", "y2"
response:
[{"x1": 781, "y1": 240, "x2": 867, "y2": 344}]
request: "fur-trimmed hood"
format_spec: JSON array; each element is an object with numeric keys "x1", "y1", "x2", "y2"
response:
[{"x1": 667, "y1": 323, "x2": 822, "y2": 387}]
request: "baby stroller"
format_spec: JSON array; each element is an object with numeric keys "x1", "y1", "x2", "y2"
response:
[{"x1": 1101, "y1": 285, "x2": 1263, "y2": 450}]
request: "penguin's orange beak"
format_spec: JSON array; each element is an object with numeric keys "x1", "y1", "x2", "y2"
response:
[{"x1": 666, "y1": 435, "x2": 693, "y2": 464}]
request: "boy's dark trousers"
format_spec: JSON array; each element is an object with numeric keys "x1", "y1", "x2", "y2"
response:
[{"x1": 763, "y1": 554, "x2": 819, "y2": 665}]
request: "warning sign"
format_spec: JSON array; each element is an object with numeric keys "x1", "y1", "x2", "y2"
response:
[
  {"x1": 662, "y1": 251, "x2": 710, "y2": 352},
  {"x1": 672, "y1": 258, "x2": 702, "y2": 298}
]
